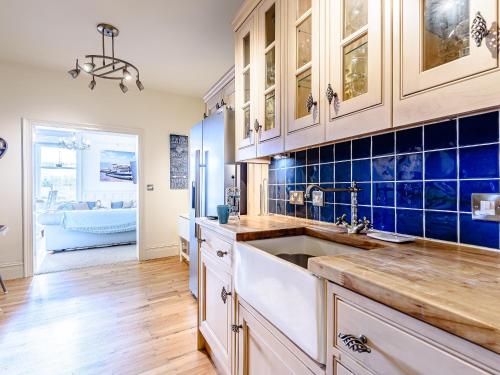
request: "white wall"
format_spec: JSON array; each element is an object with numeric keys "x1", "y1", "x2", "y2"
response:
[
  {"x1": 80, "y1": 131, "x2": 137, "y2": 205},
  {"x1": 0, "y1": 62, "x2": 204, "y2": 279}
]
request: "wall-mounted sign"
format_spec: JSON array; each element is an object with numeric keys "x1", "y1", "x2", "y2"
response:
[
  {"x1": 170, "y1": 134, "x2": 188, "y2": 190},
  {"x1": 0, "y1": 138, "x2": 7, "y2": 159}
]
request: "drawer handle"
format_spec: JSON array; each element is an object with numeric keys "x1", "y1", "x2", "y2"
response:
[
  {"x1": 338, "y1": 333, "x2": 371, "y2": 354},
  {"x1": 216, "y1": 250, "x2": 228, "y2": 257},
  {"x1": 221, "y1": 286, "x2": 232, "y2": 304}
]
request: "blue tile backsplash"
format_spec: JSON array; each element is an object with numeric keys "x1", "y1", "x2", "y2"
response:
[{"x1": 268, "y1": 111, "x2": 500, "y2": 250}]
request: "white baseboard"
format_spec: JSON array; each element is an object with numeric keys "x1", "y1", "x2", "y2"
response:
[
  {"x1": 0, "y1": 262, "x2": 24, "y2": 280},
  {"x1": 143, "y1": 244, "x2": 178, "y2": 260}
]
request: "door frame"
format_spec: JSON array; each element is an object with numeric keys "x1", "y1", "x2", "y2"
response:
[{"x1": 22, "y1": 118, "x2": 146, "y2": 277}]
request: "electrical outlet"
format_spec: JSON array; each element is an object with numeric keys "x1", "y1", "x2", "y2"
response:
[
  {"x1": 312, "y1": 191, "x2": 324, "y2": 207},
  {"x1": 289, "y1": 191, "x2": 304, "y2": 205}
]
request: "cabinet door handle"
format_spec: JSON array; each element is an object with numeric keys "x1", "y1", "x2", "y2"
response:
[
  {"x1": 306, "y1": 93, "x2": 318, "y2": 113},
  {"x1": 338, "y1": 333, "x2": 371, "y2": 353},
  {"x1": 216, "y1": 250, "x2": 228, "y2": 257},
  {"x1": 471, "y1": 11, "x2": 489, "y2": 47},
  {"x1": 326, "y1": 83, "x2": 338, "y2": 105},
  {"x1": 231, "y1": 324, "x2": 243, "y2": 333},
  {"x1": 221, "y1": 286, "x2": 232, "y2": 304},
  {"x1": 246, "y1": 127, "x2": 253, "y2": 138},
  {"x1": 254, "y1": 119, "x2": 262, "y2": 133}
]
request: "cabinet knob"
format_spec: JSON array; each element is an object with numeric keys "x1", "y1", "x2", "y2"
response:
[
  {"x1": 326, "y1": 83, "x2": 338, "y2": 105},
  {"x1": 254, "y1": 119, "x2": 262, "y2": 133},
  {"x1": 221, "y1": 286, "x2": 232, "y2": 304},
  {"x1": 471, "y1": 11, "x2": 489, "y2": 47},
  {"x1": 216, "y1": 250, "x2": 228, "y2": 257},
  {"x1": 306, "y1": 93, "x2": 318, "y2": 113},
  {"x1": 338, "y1": 333, "x2": 371, "y2": 353}
]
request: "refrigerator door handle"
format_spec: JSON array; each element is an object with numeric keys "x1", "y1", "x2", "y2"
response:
[
  {"x1": 195, "y1": 150, "x2": 201, "y2": 218},
  {"x1": 200, "y1": 150, "x2": 208, "y2": 218}
]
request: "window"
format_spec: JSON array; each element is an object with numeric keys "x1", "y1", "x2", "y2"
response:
[{"x1": 37, "y1": 145, "x2": 77, "y2": 203}]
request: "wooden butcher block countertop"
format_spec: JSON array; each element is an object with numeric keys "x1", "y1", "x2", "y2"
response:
[{"x1": 196, "y1": 215, "x2": 500, "y2": 354}]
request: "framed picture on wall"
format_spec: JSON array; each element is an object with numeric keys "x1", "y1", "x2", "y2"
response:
[
  {"x1": 100, "y1": 150, "x2": 137, "y2": 183},
  {"x1": 170, "y1": 134, "x2": 188, "y2": 190}
]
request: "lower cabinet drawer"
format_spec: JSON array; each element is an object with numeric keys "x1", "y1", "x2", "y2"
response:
[
  {"x1": 199, "y1": 226, "x2": 232, "y2": 267},
  {"x1": 335, "y1": 360, "x2": 353, "y2": 375},
  {"x1": 334, "y1": 297, "x2": 489, "y2": 375}
]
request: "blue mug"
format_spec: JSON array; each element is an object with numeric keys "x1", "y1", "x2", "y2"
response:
[{"x1": 217, "y1": 205, "x2": 230, "y2": 224}]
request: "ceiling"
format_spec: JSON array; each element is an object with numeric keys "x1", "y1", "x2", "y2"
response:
[{"x1": 0, "y1": 0, "x2": 243, "y2": 97}]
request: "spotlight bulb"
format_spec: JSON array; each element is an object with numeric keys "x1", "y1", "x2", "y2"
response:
[
  {"x1": 83, "y1": 62, "x2": 95, "y2": 73},
  {"x1": 119, "y1": 80, "x2": 128, "y2": 94},
  {"x1": 123, "y1": 67, "x2": 132, "y2": 81},
  {"x1": 136, "y1": 79, "x2": 144, "y2": 91}
]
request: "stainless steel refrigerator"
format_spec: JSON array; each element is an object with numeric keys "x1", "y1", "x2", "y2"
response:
[{"x1": 189, "y1": 106, "x2": 235, "y2": 297}]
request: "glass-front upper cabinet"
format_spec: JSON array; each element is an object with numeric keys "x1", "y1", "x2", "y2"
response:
[
  {"x1": 235, "y1": 13, "x2": 258, "y2": 160},
  {"x1": 325, "y1": 0, "x2": 390, "y2": 141},
  {"x1": 286, "y1": 0, "x2": 321, "y2": 136},
  {"x1": 395, "y1": 0, "x2": 499, "y2": 126},
  {"x1": 256, "y1": 0, "x2": 284, "y2": 156},
  {"x1": 402, "y1": 0, "x2": 497, "y2": 95}
]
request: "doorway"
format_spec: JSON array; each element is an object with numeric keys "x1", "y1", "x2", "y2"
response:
[{"x1": 22, "y1": 120, "x2": 144, "y2": 276}]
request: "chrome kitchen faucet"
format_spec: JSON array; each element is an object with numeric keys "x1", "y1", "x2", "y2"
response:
[{"x1": 303, "y1": 182, "x2": 371, "y2": 234}]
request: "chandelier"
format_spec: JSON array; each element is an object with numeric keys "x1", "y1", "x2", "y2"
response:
[
  {"x1": 68, "y1": 23, "x2": 144, "y2": 93},
  {"x1": 59, "y1": 133, "x2": 91, "y2": 150}
]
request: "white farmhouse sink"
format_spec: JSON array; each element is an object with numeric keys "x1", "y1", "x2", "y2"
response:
[{"x1": 234, "y1": 235, "x2": 364, "y2": 365}]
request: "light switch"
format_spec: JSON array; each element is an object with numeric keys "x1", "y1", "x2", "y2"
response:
[{"x1": 147, "y1": 184, "x2": 154, "y2": 191}]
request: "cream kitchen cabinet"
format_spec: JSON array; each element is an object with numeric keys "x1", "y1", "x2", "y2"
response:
[
  {"x1": 393, "y1": 0, "x2": 500, "y2": 127},
  {"x1": 285, "y1": 0, "x2": 325, "y2": 150},
  {"x1": 199, "y1": 249, "x2": 234, "y2": 375},
  {"x1": 235, "y1": 13, "x2": 259, "y2": 161},
  {"x1": 255, "y1": 0, "x2": 285, "y2": 157},
  {"x1": 235, "y1": 298, "x2": 322, "y2": 375},
  {"x1": 204, "y1": 68, "x2": 235, "y2": 117},
  {"x1": 324, "y1": 0, "x2": 392, "y2": 141},
  {"x1": 327, "y1": 283, "x2": 500, "y2": 375},
  {"x1": 235, "y1": 0, "x2": 285, "y2": 161}
]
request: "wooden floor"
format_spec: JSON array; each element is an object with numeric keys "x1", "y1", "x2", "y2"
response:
[{"x1": 0, "y1": 258, "x2": 217, "y2": 375}]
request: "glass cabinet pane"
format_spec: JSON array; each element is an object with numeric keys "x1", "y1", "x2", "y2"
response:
[
  {"x1": 297, "y1": 16, "x2": 312, "y2": 68},
  {"x1": 296, "y1": 68, "x2": 311, "y2": 119},
  {"x1": 265, "y1": 48, "x2": 276, "y2": 89},
  {"x1": 423, "y1": 0, "x2": 470, "y2": 71},
  {"x1": 244, "y1": 70, "x2": 251, "y2": 103},
  {"x1": 243, "y1": 33, "x2": 251, "y2": 67},
  {"x1": 297, "y1": 0, "x2": 311, "y2": 19},
  {"x1": 343, "y1": 34, "x2": 368, "y2": 100},
  {"x1": 344, "y1": 0, "x2": 368, "y2": 37},
  {"x1": 265, "y1": 4, "x2": 276, "y2": 47},
  {"x1": 265, "y1": 91, "x2": 276, "y2": 130},
  {"x1": 244, "y1": 107, "x2": 251, "y2": 138}
]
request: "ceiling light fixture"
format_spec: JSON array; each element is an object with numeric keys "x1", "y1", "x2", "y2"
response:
[
  {"x1": 68, "y1": 23, "x2": 144, "y2": 93},
  {"x1": 59, "y1": 133, "x2": 91, "y2": 150},
  {"x1": 67, "y1": 59, "x2": 80, "y2": 78},
  {"x1": 89, "y1": 77, "x2": 96, "y2": 90},
  {"x1": 119, "y1": 79, "x2": 128, "y2": 94}
]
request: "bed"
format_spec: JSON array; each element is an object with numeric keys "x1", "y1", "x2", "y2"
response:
[{"x1": 38, "y1": 208, "x2": 137, "y2": 251}]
